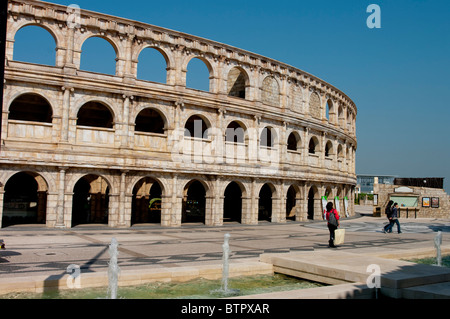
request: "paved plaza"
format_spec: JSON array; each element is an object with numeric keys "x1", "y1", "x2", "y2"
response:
[{"x1": 0, "y1": 206, "x2": 448, "y2": 283}]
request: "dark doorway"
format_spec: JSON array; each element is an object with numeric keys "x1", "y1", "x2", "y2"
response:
[
  {"x1": 72, "y1": 175, "x2": 109, "y2": 227},
  {"x1": 3, "y1": 172, "x2": 46, "y2": 227},
  {"x1": 307, "y1": 188, "x2": 315, "y2": 220},
  {"x1": 224, "y1": 182, "x2": 242, "y2": 223},
  {"x1": 258, "y1": 184, "x2": 273, "y2": 222},
  {"x1": 183, "y1": 180, "x2": 206, "y2": 223},
  {"x1": 132, "y1": 178, "x2": 162, "y2": 225},
  {"x1": 286, "y1": 186, "x2": 296, "y2": 221}
]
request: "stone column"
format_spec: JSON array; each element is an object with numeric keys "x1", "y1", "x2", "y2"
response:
[
  {"x1": 122, "y1": 34, "x2": 136, "y2": 83},
  {"x1": 60, "y1": 87, "x2": 73, "y2": 142},
  {"x1": 0, "y1": 188, "x2": 4, "y2": 228},
  {"x1": 120, "y1": 95, "x2": 133, "y2": 148},
  {"x1": 56, "y1": 168, "x2": 67, "y2": 228},
  {"x1": 63, "y1": 26, "x2": 77, "y2": 74},
  {"x1": 118, "y1": 170, "x2": 128, "y2": 227}
]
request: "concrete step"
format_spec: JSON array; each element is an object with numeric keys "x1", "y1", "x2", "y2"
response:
[{"x1": 260, "y1": 250, "x2": 450, "y2": 298}]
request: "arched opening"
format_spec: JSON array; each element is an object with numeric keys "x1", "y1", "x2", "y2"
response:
[
  {"x1": 286, "y1": 185, "x2": 297, "y2": 221},
  {"x1": 135, "y1": 108, "x2": 165, "y2": 134},
  {"x1": 2, "y1": 172, "x2": 47, "y2": 227},
  {"x1": 13, "y1": 25, "x2": 56, "y2": 66},
  {"x1": 325, "y1": 141, "x2": 334, "y2": 157},
  {"x1": 132, "y1": 177, "x2": 163, "y2": 225},
  {"x1": 227, "y1": 67, "x2": 247, "y2": 99},
  {"x1": 137, "y1": 47, "x2": 168, "y2": 84},
  {"x1": 309, "y1": 92, "x2": 321, "y2": 119},
  {"x1": 183, "y1": 180, "x2": 206, "y2": 224},
  {"x1": 260, "y1": 127, "x2": 275, "y2": 148},
  {"x1": 307, "y1": 187, "x2": 317, "y2": 220},
  {"x1": 186, "y1": 57, "x2": 210, "y2": 92},
  {"x1": 184, "y1": 115, "x2": 209, "y2": 139},
  {"x1": 258, "y1": 184, "x2": 273, "y2": 222},
  {"x1": 80, "y1": 36, "x2": 117, "y2": 75},
  {"x1": 287, "y1": 132, "x2": 300, "y2": 151},
  {"x1": 326, "y1": 99, "x2": 333, "y2": 122},
  {"x1": 337, "y1": 144, "x2": 344, "y2": 159},
  {"x1": 77, "y1": 101, "x2": 114, "y2": 129},
  {"x1": 309, "y1": 137, "x2": 318, "y2": 154},
  {"x1": 261, "y1": 76, "x2": 280, "y2": 106},
  {"x1": 226, "y1": 121, "x2": 246, "y2": 144},
  {"x1": 9, "y1": 93, "x2": 53, "y2": 123},
  {"x1": 223, "y1": 182, "x2": 242, "y2": 223},
  {"x1": 72, "y1": 175, "x2": 109, "y2": 227}
]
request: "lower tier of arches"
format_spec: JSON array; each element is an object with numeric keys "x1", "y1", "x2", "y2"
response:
[{"x1": 0, "y1": 166, "x2": 356, "y2": 228}]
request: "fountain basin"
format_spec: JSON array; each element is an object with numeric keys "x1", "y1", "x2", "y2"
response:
[
  {"x1": 1, "y1": 274, "x2": 323, "y2": 299},
  {"x1": 0, "y1": 262, "x2": 273, "y2": 296}
]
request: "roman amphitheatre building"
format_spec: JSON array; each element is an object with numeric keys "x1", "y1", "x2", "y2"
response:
[{"x1": 0, "y1": 0, "x2": 357, "y2": 228}]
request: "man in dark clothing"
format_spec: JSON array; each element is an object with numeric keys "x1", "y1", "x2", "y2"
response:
[{"x1": 385, "y1": 202, "x2": 402, "y2": 234}]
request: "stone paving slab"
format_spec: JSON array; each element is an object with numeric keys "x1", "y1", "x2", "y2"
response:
[{"x1": 0, "y1": 209, "x2": 449, "y2": 298}]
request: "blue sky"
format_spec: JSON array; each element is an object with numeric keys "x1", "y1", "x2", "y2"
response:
[{"x1": 12, "y1": 0, "x2": 450, "y2": 192}]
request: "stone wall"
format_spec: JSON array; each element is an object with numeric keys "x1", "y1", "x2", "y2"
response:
[
  {"x1": 374, "y1": 183, "x2": 450, "y2": 219},
  {"x1": 0, "y1": 0, "x2": 358, "y2": 228}
]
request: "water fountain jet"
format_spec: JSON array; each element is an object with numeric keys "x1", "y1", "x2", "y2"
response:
[
  {"x1": 108, "y1": 237, "x2": 120, "y2": 299},
  {"x1": 434, "y1": 231, "x2": 442, "y2": 267}
]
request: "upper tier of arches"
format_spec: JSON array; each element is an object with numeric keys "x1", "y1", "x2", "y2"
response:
[{"x1": 5, "y1": 0, "x2": 357, "y2": 134}]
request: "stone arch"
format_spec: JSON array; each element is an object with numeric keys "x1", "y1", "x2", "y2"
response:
[
  {"x1": 260, "y1": 126, "x2": 277, "y2": 148},
  {"x1": 261, "y1": 76, "x2": 280, "y2": 106},
  {"x1": 185, "y1": 55, "x2": 215, "y2": 92},
  {"x1": 12, "y1": 24, "x2": 58, "y2": 66},
  {"x1": 337, "y1": 144, "x2": 344, "y2": 158},
  {"x1": 76, "y1": 101, "x2": 115, "y2": 129},
  {"x1": 258, "y1": 183, "x2": 276, "y2": 222},
  {"x1": 227, "y1": 66, "x2": 249, "y2": 99},
  {"x1": 307, "y1": 185, "x2": 319, "y2": 220},
  {"x1": 309, "y1": 91, "x2": 322, "y2": 119},
  {"x1": 182, "y1": 179, "x2": 210, "y2": 224},
  {"x1": 135, "y1": 107, "x2": 167, "y2": 134},
  {"x1": 223, "y1": 181, "x2": 245, "y2": 223},
  {"x1": 79, "y1": 35, "x2": 120, "y2": 75},
  {"x1": 325, "y1": 140, "x2": 334, "y2": 157},
  {"x1": 2, "y1": 171, "x2": 49, "y2": 227},
  {"x1": 71, "y1": 174, "x2": 111, "y2": 227},
  {"x1": 326, "y1": 99, "x2": 335, "y2": 123},
  {"x1": 287, "y1": 131, "x2": 302, "y2": 151},
  {"x1": 136, "y1": 46, "x2": 170, "y2": 83},
  {"x1": 289, "y1": 83, "x2": 303, "y2": 113},
  {"x1": 184, "y1": 114, "x2": 212, "y2": 139},
  {"x1": 131, "y1": 177, "x2": 165, "y2": 224},
  {"x1": 286, "y1": 184, "x2": 301, "y2": 221},
  {"x1": 308, "y1": 136, "x2": 320, "y2": 154},
  {"x1": 8, "y1": 93, "x2": 54, "y2": 124},
  {"x1": 225, "y1": 120, "x2": 247, "y2": 144}
]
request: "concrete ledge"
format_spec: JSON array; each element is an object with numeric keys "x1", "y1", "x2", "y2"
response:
[
  {"x1": 230, "y1": 283, "x2": 374, "y2": 299},
  {"x1": 0, "y1": 262, "x2": 273, "y2": 296},
  {"x1": 261, "y1": 250, "x2": 450, "y2": 299}
]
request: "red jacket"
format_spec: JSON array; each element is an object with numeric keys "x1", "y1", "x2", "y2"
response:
[{"x1": 326, "y1": 209, "x2": 339, "y2": 225}]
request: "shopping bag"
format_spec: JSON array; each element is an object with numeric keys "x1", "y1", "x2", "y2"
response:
[{"x1": 334, "y1": 228, "x2": 345, "y2": 246}]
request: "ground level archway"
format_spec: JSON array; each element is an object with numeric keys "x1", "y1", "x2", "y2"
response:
[
  {"x1": 131, "y1": 177, "x2": 163, "y2": 225},
  {"x1": 258, "y1": 183, "x2": 274, "y2": 222},
  {"x1": 2, "y1": 172, "x2": 47, "y2": 227},
  {"x1": 182, "y1": 180, "x2": 207, "y2": 224},
  {"x1": 72, "y1": 174, "x2": 110, "y2": 227},
  {"x1": 223, "y1": 181, "x2": 242, "y2": 223}
]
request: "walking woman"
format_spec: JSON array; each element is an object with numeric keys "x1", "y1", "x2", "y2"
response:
[{"x1": 325, "y1": 202, "x2": 340, "y2": 248}]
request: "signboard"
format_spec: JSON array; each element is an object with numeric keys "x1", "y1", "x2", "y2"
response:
[
  {"x1": 344, "y1": 196, "x2": 349, "y2": 217},
  {"x1": 321, "y1": 196, "x2": 327, "y2": 220},
  {"x1": 334, "y1": 196, "x2": 340, "y2": 215}
]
